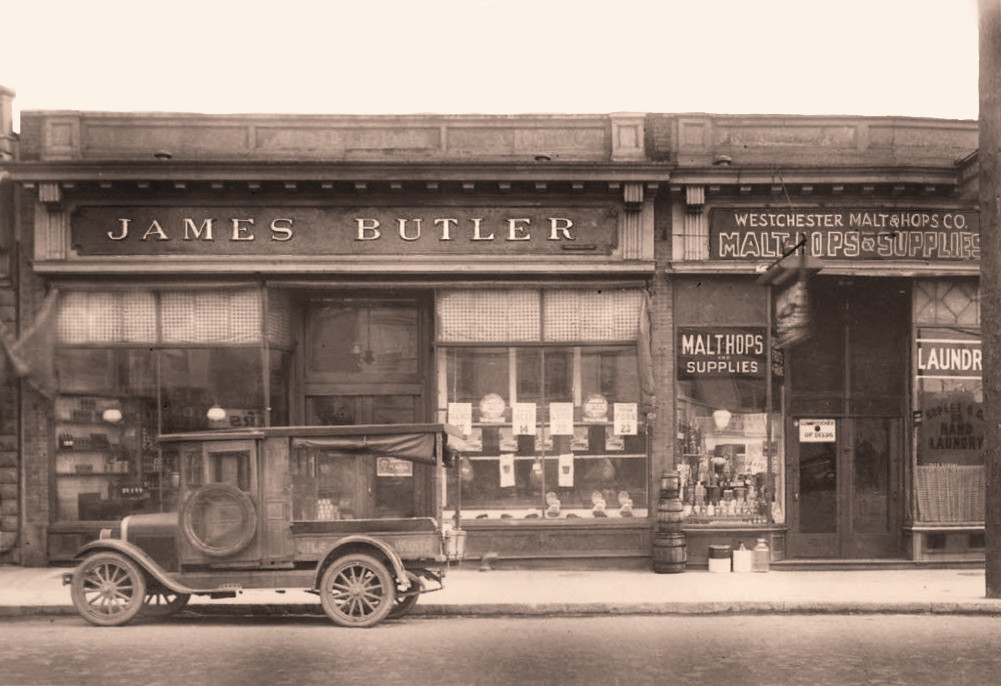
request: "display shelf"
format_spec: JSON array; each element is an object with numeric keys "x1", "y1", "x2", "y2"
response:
[{"x1": 54, "y1": 394, "x2": 162, "y2": 522}]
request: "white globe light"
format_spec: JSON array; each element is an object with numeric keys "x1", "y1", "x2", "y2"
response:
[{"x1": 101, "y1": 408, "x2": 123, "y2": 423}]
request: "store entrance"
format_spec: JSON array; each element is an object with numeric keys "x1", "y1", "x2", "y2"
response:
[
  {"x1": 786, "y1": 416, "x2": 902, "y2": 558},
  {"x1": 783, "y1": 278, "x2": 908, "y2": 559},
  {"x1": 302, "y1": 294, "x2": 431, "y2": 425}
]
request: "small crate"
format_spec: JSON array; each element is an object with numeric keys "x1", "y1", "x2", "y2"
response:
[{"x1": 445, "y1": 528, "x2": 467, "y2": 561}]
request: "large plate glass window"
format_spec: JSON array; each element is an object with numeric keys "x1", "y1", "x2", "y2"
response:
[
  {"x1": 913, "y1": 280, "x2": 983, "y2": 524},
  {"x1": 674, "y1": 278, "x2": 784, "y2": 526},
  {"x1": 437, "y1": 288, "x2": 650, "y2": 520},
  {"x1": 52, "y1": 288, "x2": 292, "y2": 524}
]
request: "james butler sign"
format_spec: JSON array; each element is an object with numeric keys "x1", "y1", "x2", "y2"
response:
[{"x1": 71, "y1": 205, "x2": 620, "y2": 256}]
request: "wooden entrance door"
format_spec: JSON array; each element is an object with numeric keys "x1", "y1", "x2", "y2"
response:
[
  {"x1": 786, "y1": 416, "x2": 902, "y2": 558},
  {"x1": 303, "y1": 294, "x2": 430, "y2": 425}
]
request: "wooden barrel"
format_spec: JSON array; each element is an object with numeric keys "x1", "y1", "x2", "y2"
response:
[
  {"x1": 656, "y1": 497, "x2": 685, "y2": 526},
  {"x1": 659, "y1": 471, "x2": 681, "y2": 500},
  {"x1": 652, "y1": 532, "x2": 686, "y2": 574}
]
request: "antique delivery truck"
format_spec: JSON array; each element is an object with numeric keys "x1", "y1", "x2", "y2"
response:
[{"x1": 63, "y1": 423, "x2": 466, "y2": 627}]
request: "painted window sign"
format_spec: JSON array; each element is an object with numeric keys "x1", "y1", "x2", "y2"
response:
[
  {"x1": 710, "y1": 209, "x2": 980, "y2": 261},
  {"x1": 920, "y1": 394, "x2": 984, "y2": 455},
  {"x1": 916, "y1": 338, "x2": 982, "y2": 378},
  {"x1": 677, "y1": 327, "x2": 767, "y2": 379}
]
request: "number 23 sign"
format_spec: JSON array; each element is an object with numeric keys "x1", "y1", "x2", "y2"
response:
[{"x1": 613, "y1": 403, "x2": 638, "y2": 436}]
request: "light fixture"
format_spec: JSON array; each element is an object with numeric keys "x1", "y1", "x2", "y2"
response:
[
  {"x1": 101, "y1": 408, "x2": 123, "y2": 424},
  {"x1": 712, "y1": 409, "x2": 732, "y2": 431},
  {"x1": 206, "y1": 404, "x2": 227, "y2": 422}
]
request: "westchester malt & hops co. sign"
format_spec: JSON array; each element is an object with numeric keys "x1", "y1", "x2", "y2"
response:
[{"x1": 710, "y1": 209, "x2": 980, "y2": 261}]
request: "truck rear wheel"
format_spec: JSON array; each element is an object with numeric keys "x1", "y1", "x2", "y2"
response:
[
  {"x1": 142, "y1": 588, "x2": 191, "y2": 617},
  {"x1": 71, "y1": 552, "x2": 147, "y2": 626},
  {"x1": 319, "y1": 553, "x2": 395, "y2": 628}
]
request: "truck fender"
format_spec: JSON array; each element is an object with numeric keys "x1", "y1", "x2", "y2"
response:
[
  {"x1": 73, "y1": 539, "x2": 202, "y2": 596},
  {"x1": 313, "y1": 535, "x2": 411, "y2": 592}
]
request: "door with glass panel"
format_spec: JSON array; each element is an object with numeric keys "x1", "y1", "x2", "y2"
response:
[
  {"x1": 784, "y1": 279, "x2": 907, "y2": 558},
  {"x1": 787, "y1": 416, "x2": 901, "y2": 558},
  {"x1": 303, "y1": 295, "x2": 430, "y2": 425}
]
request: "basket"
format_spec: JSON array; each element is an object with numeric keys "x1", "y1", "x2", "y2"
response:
[{"x1": 915, "y1": 464, "x2": 984, "y2": 522}]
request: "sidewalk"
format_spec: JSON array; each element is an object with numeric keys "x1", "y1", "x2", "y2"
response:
[{"x1": 3, "y1": 564, "x2": 1001, "y2": 618}]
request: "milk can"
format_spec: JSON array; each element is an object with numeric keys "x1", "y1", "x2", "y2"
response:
[{"x1": 752, "y1": 537, "x2": 770, "y2": 573}]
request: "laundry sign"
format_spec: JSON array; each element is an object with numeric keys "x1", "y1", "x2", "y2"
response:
[{"x1": 799, "y1": 419, "x2": 836, "y2": 442}]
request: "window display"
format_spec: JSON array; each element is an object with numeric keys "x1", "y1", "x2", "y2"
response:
[
  {"x1": 675, "y1": 399, "x2": 780, "y2": 524},
  {"x1": 52, "y1": 288, "x2": 292, "y2": 523},
  {"x1": 437, "y1": 288, "x2": 650, "y2": 520},
  {"x1": 673, "y1": 279, "x2": 784, "y2": 527}
]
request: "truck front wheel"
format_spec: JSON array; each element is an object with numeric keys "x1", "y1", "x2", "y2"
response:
[{"x1": 71, "y1": 552, "x2": 148, "y2": 626}]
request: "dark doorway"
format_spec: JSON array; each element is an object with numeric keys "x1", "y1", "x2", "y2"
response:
[
  {"x1": 302, "y1": 294, "x2": 431, "y2": 425},
  {"x1": 785, "y1": 279, "x2": 907, "y2": 558}
]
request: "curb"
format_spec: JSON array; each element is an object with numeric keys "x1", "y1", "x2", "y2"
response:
[{"x1": 5, "y1": 602, "x2": 1001, "y2": 618}]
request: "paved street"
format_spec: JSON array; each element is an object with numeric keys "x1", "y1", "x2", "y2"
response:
[{"x1": 1, "y1": 614, "x2": 999, "y2": 685}]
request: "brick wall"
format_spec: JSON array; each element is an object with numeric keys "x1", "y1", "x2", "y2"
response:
[
  {"x1": 648, "y1": 190, "x2": 675, "y2": 499},
  {"x1": 14, "y1": 191, "x2": 49, "y2": 565}
]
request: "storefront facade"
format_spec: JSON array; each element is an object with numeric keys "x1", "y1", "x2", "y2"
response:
[
  {"x1": 0, "y1": 101, "x2": 988, "y2": 567},
  {"x1": 660, "y1": 114, "x2": 982, "y2": 563},
  {"x1": 6, "y1": 108, "x2": 668, "y2": 566}
]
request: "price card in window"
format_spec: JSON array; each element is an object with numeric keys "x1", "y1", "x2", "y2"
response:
[
  {"x1": 549, "y1": 402, "x2": 575, "y2": 436},
  {"x1": 447, "y1": 402, "x2": 473, "y2": 437},
  {"x1": 613, "y1": 403, "x2": 639, "y2": 435},
  {"x1": 512, "y1": 403, "x2": 537, "y2": 436}
]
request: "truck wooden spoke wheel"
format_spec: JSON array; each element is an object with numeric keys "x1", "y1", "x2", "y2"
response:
[
  {"x1": 71, "y1": 552, "x2": 147, "y2": 627},
  {"x1": 319, "y1": 553, "x2": 395, "y2": 627}
]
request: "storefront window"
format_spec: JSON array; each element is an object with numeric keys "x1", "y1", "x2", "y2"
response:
[
  {"x1": 443, "y1": 346, "x2": 646, "y2": 519},
  {"x1": 675, "y1": 329, "x2": 780, "y2": 524},
  {"x1": 438, "y1": 288, "x2": 649, "y2": 521},
  {"x1": 52, "y1": 288, "x2": 290, "y2": 523},
  {"x1": 913, "y1": 280, "x2": 983, "y2": 523},
  {"x1": 674, "y1": 278, "x2": 783, "y2": 525}
]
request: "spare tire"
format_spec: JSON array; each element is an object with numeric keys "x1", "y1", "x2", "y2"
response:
[{"x1": 182, "y1": 483, "x2": 257, "y2": 557}]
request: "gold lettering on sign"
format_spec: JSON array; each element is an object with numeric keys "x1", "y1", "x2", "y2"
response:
[
  {"x1": 434, "y1": 218, "x2": 457, "y2": 241},
  {"x1": 471, "y1": 218, "x2": 492, "y2": 241},
  {"x1": 549, "y1": 217, "x2": 575, "y2": 240},
  {"x1": 398, "y1": 218, "x2": 421, "y2": 241},
  {"x1": 356, "y1": 218, "x2": 381, "y2": 240},
  {"x1": 507, "y1": 218, "x2": 531, "y2": 241},
  {"x1": 109, "y1": 219, "x2": 129, "y2": 241},
  {"x1": 99, "y1": 213, "x2": 589, "y2": 246},
  {"x1": 184, "y1": 218, "x2": 215, "y2": 240},
  {"x1": 141, "y1": 221, "x2": 169, "y2": 241},
  {"x1": 270, "y1": 218, "x2": 293, "y2": 241},
  {"x1": 231, "y1": 218, "x2": 255, "y2": 241}
]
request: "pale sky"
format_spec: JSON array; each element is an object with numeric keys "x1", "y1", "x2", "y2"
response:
[{"x1": 0, "y1": 0, "x2": 981, "y2": 129}]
